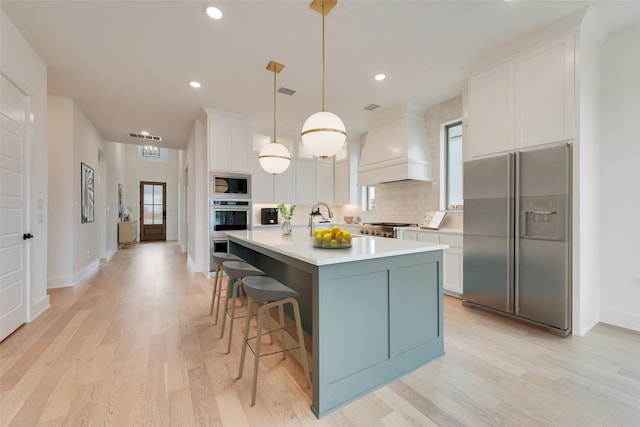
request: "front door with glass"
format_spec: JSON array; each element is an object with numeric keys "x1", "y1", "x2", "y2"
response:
[{"x1": 139, "y1": 181, "x2": 166, "y2": 241}]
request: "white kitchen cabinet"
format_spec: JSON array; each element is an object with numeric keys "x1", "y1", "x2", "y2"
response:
[
  {"x1": 400, "y1": 230, "x2": 417, "y2": 241},
  {"x1": 515, "y1": 32, "x2": 575, "y2": 148},
  {"x1": 274, "y1": 169, "x2": 295, "y2": 203},
  {"x1": 316, "y1": 161, "x2": 334, "y2": 203},
  {"x1": 335, "y1": 138, "x2": 361, "y2": 205},
  {"x1": 399, "y1": 229, "x2": 463, "y2": 296},
  {"x1": 440, "y1": 234, "x2": 464, "y2": 296},
  {"x1": 417, "y1": 232, "x2": 440, "y2": 244},
  {"x1": 468, "y1": 60, "x2": 515, "y2": 158},
  {"x1": 334, "y1": 161, "x2": 349, "y2": 204},
  {"x1": 207, "y1": 111, "x2": 250, "y2": 172},
  {"x1": 295, "y1": 159, "x2": 316, "y2": 205},
  {"x1": 247, "y1": 154, "x2": 274, "y2": 202},
  {"x1": 467, "y1": 31, "x2": 575, "y2": 158},
  {"x1": 295, "y1": 159, "x2": 335, "y2": 205}
]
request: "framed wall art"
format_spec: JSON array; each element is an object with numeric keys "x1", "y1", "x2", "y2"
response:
[
  {"x1": 118, "y1": 183, "x2": 124, "y2": 220},
  {"x1": 81, "y1": 162, "x2": 94, "y2": 223}
]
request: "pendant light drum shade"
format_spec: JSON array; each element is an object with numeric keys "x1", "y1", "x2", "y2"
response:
[
  {"x1": 259, "y1": 142, "x2": 291, "y2": 175},
  {"x1": 301, "y1": 111, "x2": 346, "y2": 159}
]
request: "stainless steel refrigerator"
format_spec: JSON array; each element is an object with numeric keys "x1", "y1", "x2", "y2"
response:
[{"x1": 462, "y1": 144, "x2": 571, "y2": 336}]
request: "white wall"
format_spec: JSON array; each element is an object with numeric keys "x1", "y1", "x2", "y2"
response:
[
  {"x1": 600, "y1": 23, "x2": 640, "y2": 332},
  {"x1": 185, "y1": 117, "x2": 208, "y2": 273},
  {"x1": 47, "y1": 96, "x2": 74, "y2": 285},
  {"x1": 122, "y1": 144, "x2": 180, "y2": 240},
  {"x1": 1, "y1": 10, "x2": 50, "y2": 319},
  {"x1": 104, "y1": 142, "x2": 127, "y2": 259},
  {"x1": 47, "y1": 96, "x2": 104, "y2": 287},
  {"x1": 572, "y1": 13, "x2": 604, "y2": 335},
  {"x1": 72, "y1": 102, "x2": 104, "y2": 278}
]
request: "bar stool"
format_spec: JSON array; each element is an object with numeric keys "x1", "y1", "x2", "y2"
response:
[
  {"x1": 219, "y1": 261, "x2": 264, "y2": 354},
  {"x1": 237, "y1": 276, "x2": 311, "y2": 406},
  {"x1": 210, "y1": 252, "x2": 245, "y2": 325}
]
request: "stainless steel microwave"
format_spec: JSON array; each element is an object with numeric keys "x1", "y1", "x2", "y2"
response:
[{"x1": 210, "y1": 172, "x2": 251, "y2": 199}]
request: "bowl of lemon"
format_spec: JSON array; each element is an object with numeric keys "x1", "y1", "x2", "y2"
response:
[{"x1": 313, "y1": 226, "x2": 352, "y2": 249}]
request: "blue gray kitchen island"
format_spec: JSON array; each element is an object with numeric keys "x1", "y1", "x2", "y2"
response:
[{"x1": 226, "y1": 228, "x2": 447, "y2": 418}]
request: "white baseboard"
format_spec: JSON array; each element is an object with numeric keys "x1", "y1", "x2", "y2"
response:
[
  {"x1": 48, "y1": 275, "x2": 74, "y2": 288},
  {"x1": 105, "y1": 245, "x2": 118, "y2": 261},
  {"x1": 600, "y1": 307, "x2": 640, "y2": 332},
  {"x1": 29, "y1": 294, "x2": 50, "y2": 321},
  {"x1": 47, "y1": 260, "x2": 100, "y2": 289},
  {"x1": 574, "y1": 317, "x2": 599, "y2": 336}
]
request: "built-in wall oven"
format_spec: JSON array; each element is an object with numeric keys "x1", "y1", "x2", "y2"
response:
[{"x1": 209, "y1": 199, "x2": 251, "y2": 268}]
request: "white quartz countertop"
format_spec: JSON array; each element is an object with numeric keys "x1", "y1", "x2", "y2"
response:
[{"x1": 226, "y1": 228, "x2": 448, "y2": 266}]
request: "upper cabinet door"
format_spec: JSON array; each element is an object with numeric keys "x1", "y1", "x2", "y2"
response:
[
  {"x1": 468, "y1": 60, "x2": 515, "y2": 158},
  {"x1": 208, "y1": 114, "x2": 249, "y2": 172},
  {"x1": 515, "y1": 32, "x2": 575, "y2": 148}
]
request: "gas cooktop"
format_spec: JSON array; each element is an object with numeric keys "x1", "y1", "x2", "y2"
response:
[
  {"x1": 366, "y1": 222, "x2": 417, "y2": 227},
  {"x1": 359, "y1": 222, "x2": 418, "y2": 238}
]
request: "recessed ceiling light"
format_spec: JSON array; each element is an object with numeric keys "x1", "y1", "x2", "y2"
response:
[
  {"x1": 374, "y1": 73, "x2": 386, "y2": 81},
  {"x1": 140, "y1": 131, "x2": 149, "y2": 135},
  {"x1": 189, "y1": 81, "x2": 202, "y2": 88},
  {"x1": 205, "y1": 6, "x2": 222, "y2": 20}
]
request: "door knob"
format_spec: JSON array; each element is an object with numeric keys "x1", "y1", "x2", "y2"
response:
[{"x1": 23, "y1": 233, "x2": 34, "y2": 240}]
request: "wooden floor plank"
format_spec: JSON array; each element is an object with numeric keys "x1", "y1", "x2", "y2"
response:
[{"x1": 1, "y1": 241, "x2": 639, "y2": 426}]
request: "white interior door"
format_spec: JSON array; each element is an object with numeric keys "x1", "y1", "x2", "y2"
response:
[{"x1": 0, "y1": 73, "x2": 29, "y2": 341}]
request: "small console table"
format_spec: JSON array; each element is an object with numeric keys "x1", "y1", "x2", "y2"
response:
[{"x1": 118, "y1": 221, "x2": 138, "y2": 247}]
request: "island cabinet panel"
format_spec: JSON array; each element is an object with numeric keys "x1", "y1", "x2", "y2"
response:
[
  {"x1": 322, "y1": 271, "x2": 390, "y2": 383},
  {"x1": 390, "y1": 261, "x2": 440, "y2": 355}
]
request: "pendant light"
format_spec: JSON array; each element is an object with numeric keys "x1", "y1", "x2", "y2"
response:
[
  {"x1": 301, "y1": 0, "x2": 346, "y2": 159},
  {"x1": 259, "y1": 60, "x2": 291, "y2": 175}
]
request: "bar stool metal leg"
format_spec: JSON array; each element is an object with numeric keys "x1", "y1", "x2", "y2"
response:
[
  {"x1": 210, "y1": 264, "x2": 222, "y2": 321},
  {"x1": 237, "y1": 295, "x2": 254, "y2": 380}
]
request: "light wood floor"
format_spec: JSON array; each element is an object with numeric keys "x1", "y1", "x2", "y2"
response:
[{"x1": 1, "y1": 241, "x2": 639, "y2": 426}]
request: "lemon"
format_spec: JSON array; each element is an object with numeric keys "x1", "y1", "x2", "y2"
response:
[
  {"x1": 331, "y1": 226, "x2": 340, "y2": 233},
  {"x1": 343, "y1": 231, "x2": 351, "y2": 238},
  {"x1": 322, "y1": 233, "x2": 331, "y2": 242},
  {"x1": 330, "y1": 239, "x2": 339, "y2": 247},
  {"x1": 335, "y1": 231, "x2": 344, "y2": 241},
  {"x1": 314, "y1": 230, "x2": 322, "y2": 238}
]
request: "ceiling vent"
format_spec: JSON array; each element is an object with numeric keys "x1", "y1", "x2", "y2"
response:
[
  {"x1": 129, "y1": 132, "x2": 162, "y2": 141},
  {"x1": 278, "y1": 87, "x2": 296, "y2": 96},
  {"x1": 364, "y1": 103, "x2": 380, "y2": 111}
]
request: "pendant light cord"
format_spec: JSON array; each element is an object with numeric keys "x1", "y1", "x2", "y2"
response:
[
  {"x1": 273, "y1": 67, "x2": 277, "y2": 143},
  {"x1": 321, "y1": 2, "x2": 326, "y2": 112}
]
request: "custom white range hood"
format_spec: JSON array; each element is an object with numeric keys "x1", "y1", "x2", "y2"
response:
[{"x1": 357, "y1": 102, "x2": 433, "y2": 186}]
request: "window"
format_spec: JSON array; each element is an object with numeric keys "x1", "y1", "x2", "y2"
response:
[
  {"x1": 442, "y1": 121, "x2": 463, "y2": 210},
  {"x1": 363, "y1": 186, "x2": 375, "y2": 211}
]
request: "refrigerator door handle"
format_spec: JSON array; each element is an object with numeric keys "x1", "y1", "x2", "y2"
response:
[
  {"x1": 507, "y1": 152, "x2": 515, "y2": 313},
  {"x1": 514, "y1": 152, "x2": 520, "y2": 315}
]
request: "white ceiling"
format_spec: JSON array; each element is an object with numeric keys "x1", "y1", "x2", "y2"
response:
[{"x1": 3, "y1": 1, "x2": 640, "y2": 150}]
